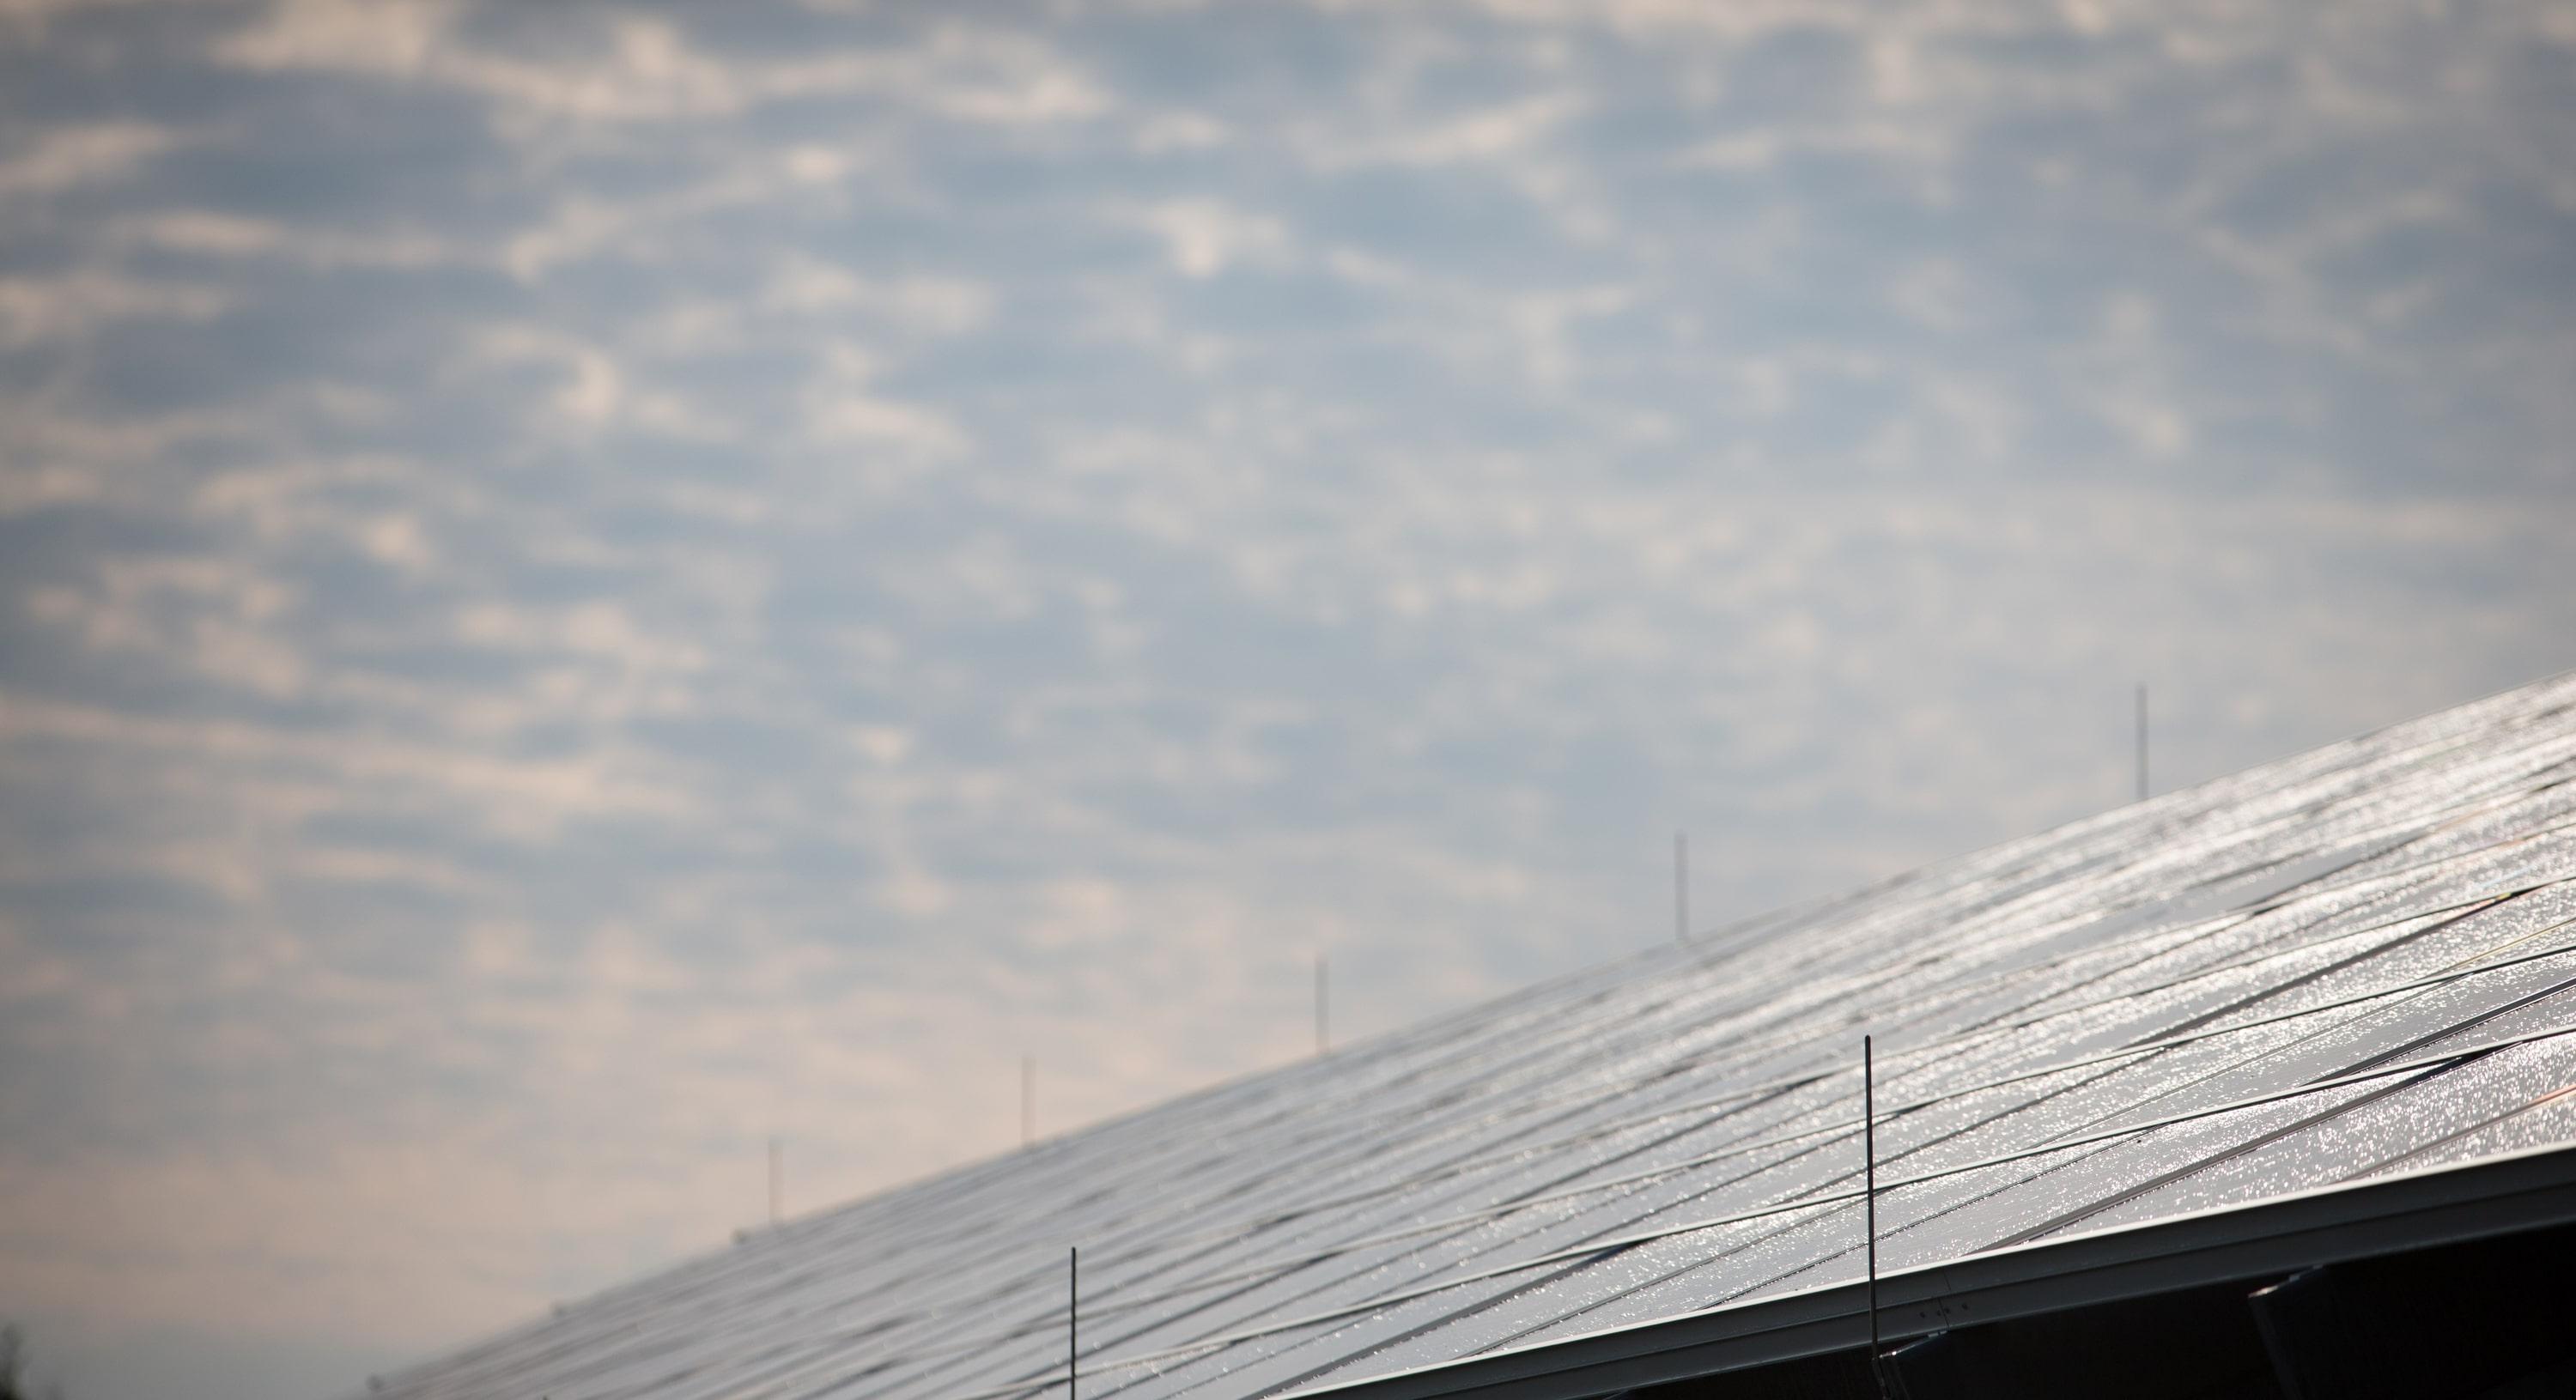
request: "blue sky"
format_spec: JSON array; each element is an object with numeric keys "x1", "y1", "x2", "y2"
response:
[{"x1": 3, "y1": 1, "x2": 2573, "y2": 1397}]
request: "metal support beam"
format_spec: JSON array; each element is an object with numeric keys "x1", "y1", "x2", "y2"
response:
[
  {"x1": 2246, "y1": 1268, "x2": 2343, "y2": 1400},
  {"x1": 2248, "y1": 1228, "x2": 2576, "y2": 1400},
  {"x1": 1282, "y1": 1145, "x2": 2576, "y2": 1400},
  {"x1": 1877, "y1": 1331, "x2": 1965, "y2": 1400}
]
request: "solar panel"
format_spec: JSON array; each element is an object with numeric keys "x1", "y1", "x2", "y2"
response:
[{"x1": 363, "y1": 672, "x2": 2576, "y2": 1400}]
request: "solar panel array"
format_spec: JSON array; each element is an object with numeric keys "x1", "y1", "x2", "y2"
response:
[{"x1": 367, "y1": 672, "x2": 2576, "y2": 1400}]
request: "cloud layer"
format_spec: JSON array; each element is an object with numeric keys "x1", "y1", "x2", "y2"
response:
[{"x1": 3, "y1": 2, "x2": 2573, "y2": 1397}]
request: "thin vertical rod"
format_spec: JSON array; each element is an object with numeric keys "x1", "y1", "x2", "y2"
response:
[
  {"x1": 1023, "y1": 1055, "x2": 1035, "y2": 1149},
  {"x1": 1674, "y1": 832, "x2": 1689, "y2": 946},
  {"x1": 1865, "y1": 1034, "x2": 1887, "y2": 1397},
  {"x1": 1315, "y1": 952, "x2": 1328, "y2": 1057},
  {"x1": 768, "y1": 1136, "x2": 781, "y2": 1227},
  {"x1": 2136, "y1": 682, "x2": 2149, "y2": 803},
  {"x1": 1068, "y1": 1245, "x2": 1079, "y2": 1400}
]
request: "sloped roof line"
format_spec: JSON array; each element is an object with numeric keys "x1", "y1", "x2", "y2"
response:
[
  {"x1": 355, "y1": 672, "x2": 2576, "y2": 1400},
  {"x1": 940, "y1": 1022, "x2": 2576, "y2": 1400},
  {"x1": 1048, "y1": 858, "x2": 2569, "y2": 1283},
  {"x1": 887, "y1": 917, "x2": 2576, "y2": 1358}
]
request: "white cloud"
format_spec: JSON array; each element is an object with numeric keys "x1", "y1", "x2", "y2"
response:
[
  {"x1": 2077, "y1": 290, "x2": 2195, "y2": 458},
  {"x1": 469, "y1": 324, "x2": 735, "y2": 439},
  {"x1": 803, "y1": 391, "x2": 968, "y2": 453},
  {"x1": 1673, "y1": 122, "x2": 1947, "y2": 177},
  {"x1": 761, "y1": 255, "x2": 994, "y2": 334},
  {"x1": 23, "y1": 555, "x2": 307, "y2": 697},
  {"x1": 1295, "y1": 92, "x2": 1581, "y2": 169},
  {"x1": 0, "y1": 270, "x2": 228, "y2": 347},
  {"x1": 14, "y1": 4, "x2": 2576, "y2": 1398},
  {"x1": 214, "y1": 0, "x2": 451, "y2": 76},
  {"x1": 1114, "y1": 198, "x2": 1293, "y2": 278},
  {"x1": 0, "y1": 120, "x2": 188, "y2": 197},
  {"x1": 111, "y1": 209, "x2": 457, "y2": 269},
  {"x1": 797, "y1": 341, "x2": 968, "y2": 455},
  {"x1": 1131, "y1": 109, "x2": 1231, "y2": 154},
  {"x1": 216, "y1": 3, "x2": 1113, "y2": 130},
  {"x1": 1500, "y1": 283, "x2": 1630, "y2": 386}
]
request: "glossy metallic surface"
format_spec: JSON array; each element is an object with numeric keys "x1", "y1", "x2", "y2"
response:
[{"x1": 368, "y1": 675, "x2": 2576, "y2": 1400}]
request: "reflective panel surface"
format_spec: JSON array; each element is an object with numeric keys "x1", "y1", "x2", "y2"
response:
[{"x1": 368, "y1": 676, "x2": 2576, "y2": 1400}]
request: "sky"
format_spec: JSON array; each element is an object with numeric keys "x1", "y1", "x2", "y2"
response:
[{"x1": 2, "y1": 0, "x2": 2573, "y2": 1397}]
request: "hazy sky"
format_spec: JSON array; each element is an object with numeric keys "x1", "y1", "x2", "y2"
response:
[{"x1": 3, "y1": 1, "x2": 2574, "y2": 1397}]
